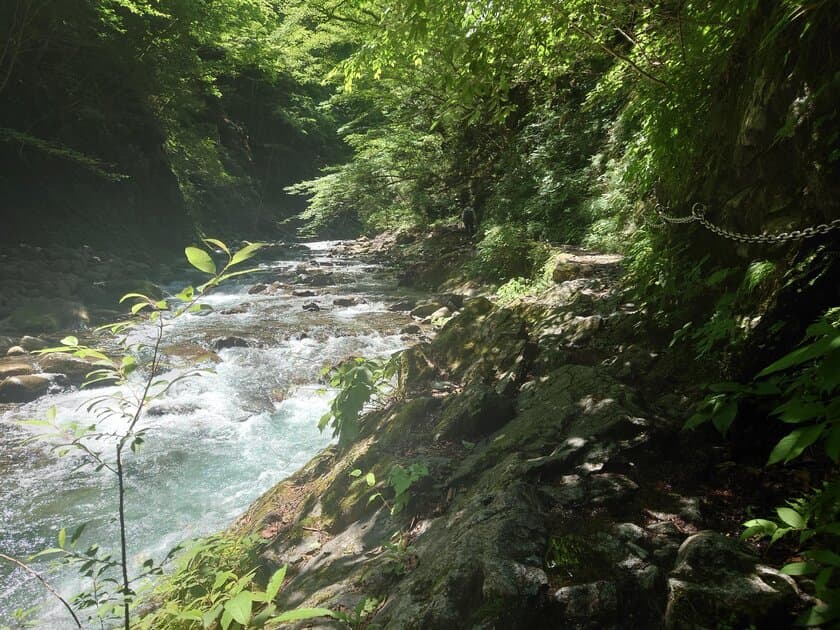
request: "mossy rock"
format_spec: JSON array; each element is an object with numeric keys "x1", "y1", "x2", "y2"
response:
[{"x1": 435, "y1": 382, "x2": 516, "y2": 441}]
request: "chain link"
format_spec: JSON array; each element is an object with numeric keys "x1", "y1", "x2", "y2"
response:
[{"x1": 654, "y1": 203, "x2": 840, "y2": 244}]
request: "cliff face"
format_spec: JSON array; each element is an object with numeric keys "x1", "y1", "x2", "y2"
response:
[{"x1": 232, "y1": 247, "x2": 803, "y2": 628}]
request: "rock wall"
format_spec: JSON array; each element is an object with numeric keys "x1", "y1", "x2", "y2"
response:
[{"x1": 233, "y1": 249, "x2": 805, "y2": 628}]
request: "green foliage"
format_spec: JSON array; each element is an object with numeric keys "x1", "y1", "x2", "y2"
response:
[
  {"x1": 687, "y1": 310, "x2": 840, "y2": 625},
  {"x1": 350, "y1": 462, "x2": 429, "y2": 516},
  {"x1": 471, "y1": 223, "x2": 549, "y2": 283},
  {"x1": 685, "y1": 310, "x2": 840, "y2": 463},
  {"x1": 135, "y1": 535, "x2": 335, "y2": 629},
  {"x1": 319, "y1": 356, "x2": 397, "y2": 449},
  {"x1": 742, "y1": 482, "x2": 840, "y2": 626}
]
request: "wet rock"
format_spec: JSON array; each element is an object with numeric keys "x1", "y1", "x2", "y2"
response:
[
  {"x1": 410, "y1": 302, "x2": 444, "y2": 319},
  {"x1": 20, "y1": 336, "x2": 49, "y2": 352},
  {"x1": 213, "y1": 336, "x2": 250, "y2": 351},
  {"x1": 292, "y1": 289, "x2": 317, "y2": 298},
  {"x1": 37, "y1": 353, "x2": 105, "y2": 387},
  {"x1": 553, "y1": 581, "x2": 618, "y2": 626},
  {"x1": 401, "y1": 324, "x2": 422, "y2": 335},
  {"x1": 388, "y1": 299, "x2": 416, "y2": 312},
  {"x1": 0, "y1": 374, "x2": 66, "y2": 403},
  {"x1": 6, "y1": 346, "x2": 26, "y2": 356},
  {"x1": 428, "y1": 306, "x2": 452, "y2": 322},
  {"x1": 248, "y1": 283, "x2": 269, "y2": 295},
  {"x1": 221, "y1": 303, "x2": 251, "y2": 315},
  {"x1": 0, "y1": 360, "x2": 36, "y2": 379},
  {"x1": 302, "y1": 302, "x2": 320, "y2": 312},
  {"x1": 665, "y1": 531, "x2": 800, "y2": 629},
  {"x1": 333, "y1": 297, "x2": 366, "y2": 307}
]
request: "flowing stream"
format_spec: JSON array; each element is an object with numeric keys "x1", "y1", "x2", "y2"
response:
[{"x1": 0, "y1": 242, "x2": 419, "y2": 627}]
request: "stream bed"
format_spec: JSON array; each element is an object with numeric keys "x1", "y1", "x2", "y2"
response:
[{"x1": 0, "y1": 241, "x2": 420, "y2": 627}]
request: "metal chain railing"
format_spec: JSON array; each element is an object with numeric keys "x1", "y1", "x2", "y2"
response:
[{"x1": 655, "y1": 203, "x2": 840, "y2": 244}]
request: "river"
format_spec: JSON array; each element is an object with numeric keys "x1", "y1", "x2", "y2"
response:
[{"x1": 0, "y1": 241, "x2": 419, "y2": 627}]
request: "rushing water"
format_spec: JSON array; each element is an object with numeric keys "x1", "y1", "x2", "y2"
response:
[{"x1": 0, "y1": 242, "x2": 418, "y2": 627}]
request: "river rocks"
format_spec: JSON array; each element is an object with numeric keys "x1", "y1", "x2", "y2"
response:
[
  {"x1": 426, "y1": 306, "x2": 452, "y2": 323},
  {"x1": 37, "y1": 353, "x2": 103, "y2": 387},
  {"x1": 220, "y1": 303, "x2": 251, "y2": 315},
  {"x1": 333, "y1": 296, "x2": 366, "y2": 307},
  {"x1": 0, "y1": 360, "x2": 36, "y2": 378},
  {"x1": 0, "y1": 374, "x2": 64, "y2": 403},
  {"x1": 6, "y1": 346, "x2": 26, "y2": 356},
  {"x1": 302, "y1": 302, "x2": 320, "y2": 312},
  {"x1": 410, "y1": 302, "x2": 443, "y2": 319},
  {"x1": 212, "y1": 336, "x2": 250, "y2": 351},
  {"x1": 665, "y1": 531, "x2": 800, "y2": 629},
  {"x1": 19, "y1": 336, "x2": 49, "y2": 352},
  {"x1": 401, "y1": 324, "x2": 421, "y2": 334},
  {"x1": 292, "y1": 289, "x2": 317, "y2": 298},
  {"x1": 248, "y1": 283, "x2": 269, "y2": 295},
  {"x1": 388, "y1": 299, "x2": 416, "y2": 312}
]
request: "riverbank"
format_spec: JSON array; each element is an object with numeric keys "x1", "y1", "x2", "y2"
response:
[{"x1": 147, "y1": 228, "x2": 808, "y2": 628}]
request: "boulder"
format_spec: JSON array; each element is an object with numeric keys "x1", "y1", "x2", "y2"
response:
[
  {"x1": 248, "y1": 283, "x2": 269, "y2": 295},
  {"x1": 302, "y1": 302, "x2": 320, "y2": 312},
  {"x1": 435, "y1": 382, "x2": 517, "y2": 440},
  {"x1": 213, "y1": 337, "x2": 250, "y2": 351},
  {"x1": 0, "y1": 374, "x2": 61, "y2": 403},
  {"x1": 292, "y1": 289, "x2": 317, "y2": 298},
  {"x1": 6, "y1": 346, "x2": 26, "y2": 356},
  {"x1": 401, "y1": 324, "x2": 422, "y2": 335},
  {"x1": 428, "y1": 306, "x2": 452, "y2": 322},
  {"x1": 333, "y1": 297, "x2": 366, "y2": 307},
  {"x1": 410, "y1": 302, "x2": 443, "y2": 319},
  {"x1": 37, "y1": 353, "x2": 103, "y2": 387},
  {"x1": 388, "y1": 300, "x2": 416, "y2": 312},
  {"x1": 665, "y1": 531, "x2": 800, "y2": 629},
  {"x1": 0, "y1": 360, "x2": 36, "y2": 379}
]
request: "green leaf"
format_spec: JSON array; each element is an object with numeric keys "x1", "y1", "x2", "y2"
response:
[
  {"x1": 758, "y1": 334, "x2": 840, "y2": 377},
  {"x1": 229, "y1": 242, "x2": 265, "y2": 267},
  {"x1": 60, "y1": 336, "x2": 79, "y2": 347},
  {"x1": 365, "y1": 472, "x2": 376, "y2": 487},
  {"x1": 825, "y1": 426, "x2": 840, "y2": 463},
  {"x1": 119, "y1": 292, "x2": 150, "y2": 304},
  {"x1": 175, "y1": 286, "x2": 195, "y2": 302},
  {"x1": 131, "y1": 301, "x2": 151, "y2": 315},
  {"x1": 805, "y1": 550, "x2": 840, "y2": 567},
  {"x1": 224, "y1": 590, "x2": 252, "y2": 625},
  {"x1": 266, "y1": 566, "x2": 287, "y2": 601},
  {"x1": 781, "y1": 561, "x2": 819, "y2": 575},
  {"x1": 777, "y1": 507, "x2": 806, "y2": 529},
  {"x1": 349, "y1": 469, "x2": 363, "y2": 478},
  {"x1": 203, "y1": 238, "x2": 230, "y2": 256},
  {"x1": 185, "y1": 246, "x2": 217, "y2": 275},
  {"x1": 220, "y1": 608, "x2": 233, "y2": 630},
  {"x1": 711, "y1": 400, "x2": 738, "y2": 435},
  {"x1": 57, "y1": 528, "x2": 67, "y2": 549},
  {"x1": 268, "y1": 607, "x2": 336, "y2": 623},
  {"x1": 767, "y1": 425, "x2": 825, "y2": 465}
]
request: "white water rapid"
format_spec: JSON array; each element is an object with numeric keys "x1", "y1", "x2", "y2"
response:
[{"x1": 0, "y1": 242, "x2": 418, "y2": 627}]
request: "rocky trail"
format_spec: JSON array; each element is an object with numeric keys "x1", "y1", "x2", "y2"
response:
[{"x1": 229, "y1": 235, "x2": 806, "y2": 629}]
